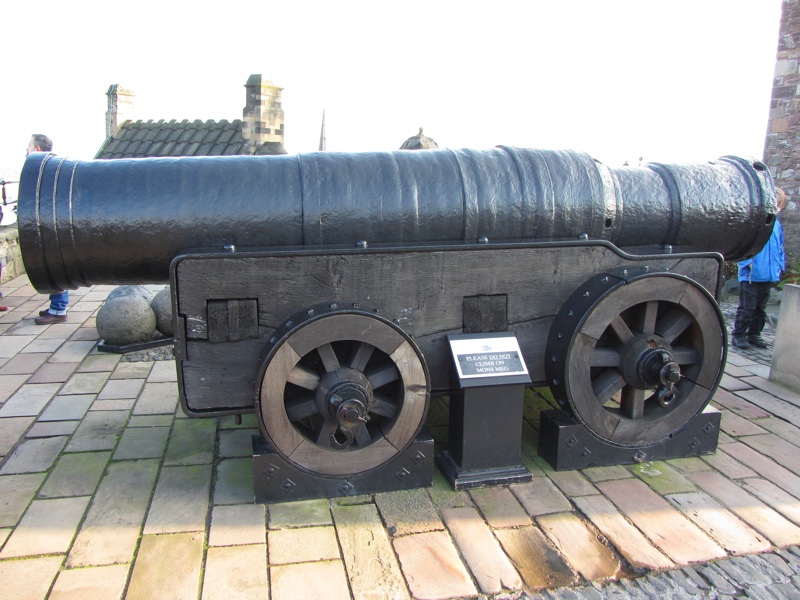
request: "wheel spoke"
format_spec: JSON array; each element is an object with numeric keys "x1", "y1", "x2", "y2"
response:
[
  {"x1": 352, "y1": 423, "x2": 372, "y2": 447},
  {"x1": 315, "y1": 420, "x2": 339, "y2": 446},
  {"x1": 370, "y1": 393, "x2": 399, "y2": 418},
  {"x1": 592, "y1": 369, "x2": 627, "y2": 404},
  {"x1": 348, "y1": 342, "x2": 375, "y2": 372},
  {"x1": 285, "y1": 394, "x2": 318, "y2": 421},
  {"x1": 610, "y1": 315, "x2": 635, "y2": 344},
  {"x1": 366, "y1": 361, "x2": 400, "y2": 389},
  {"x1": 656, "y1": 309, "x2": 693, "y2": 343},
  {"x1": 620, "y1": 386, "x2": 647, "y2": 419},
  {"x1": 591, "y1": 348, "x2": 620, "y2": 367},
  {"x1": 316, "y1": 343, "x2": 340, "y2": 373},
  {"x1": 671, "y1": 346, "x2": 698, "y2": 365},
  {"x1": 287, "y1": 364, "x2": 320, "y2": 390},
  {"x1": 641, "y1": 301, "x2": 659, "y2": 334}
]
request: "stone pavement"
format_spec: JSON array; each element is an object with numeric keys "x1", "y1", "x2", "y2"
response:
[{"x1": 2, "y1": 274, "x2": 800, "y2": 599}]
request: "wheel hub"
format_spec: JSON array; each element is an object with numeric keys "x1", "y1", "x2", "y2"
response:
[{"x1": 316, "y1": 369, "x2": 373, "y2": 448}]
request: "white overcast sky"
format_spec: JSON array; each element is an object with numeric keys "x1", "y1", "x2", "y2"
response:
[{"x1": 0, "y1": 0, "x2": 784, "y2": 181}]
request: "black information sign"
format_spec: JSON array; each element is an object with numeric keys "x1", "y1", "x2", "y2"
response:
[{"x1": 457, "y1": 351, "x2": 525, "y2": 376}]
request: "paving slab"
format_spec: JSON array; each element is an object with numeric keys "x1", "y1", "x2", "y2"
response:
[
  {"x1": 0, "y1": 496, "x2": 90, "y2": 558},
  {"x1": 0, "y1": 556, "x2": 64, "y2": 600},
  {"x1": 630, "y1": 461, "x2": 697, "y2": 495},
  {"x1": 712, "y1": 387, "x2": 771, "y2": 419},
  {"x1": 740, "y1": 433, "x2": 800, "y2": 477},
  {"x1": 202, "y1": 544, "x2": 268, "y2": 600},
  {"x1": 666, "y1": 491, "x2": 771, "y2": 555},
  {"x1": 39, "y1": 451, "x2": 111, "y2": 498},
  {"x1": 134, "y1": 381, "x2": 179, "y2": 415},
  {"x1": 27, "y1": 361, "x2": 79, "y2": 384},
  {"x1": 49, "y1": 563, "x2": 130, "y2": 600},
  {"x1": 110, "y1": 361, "x2": 153, "y2": 380},
  {"x1": 39, "y1": 394, "x2": 94, "y2": 421},
  {"x1": 269, "y1": 525, "x2": 340, "y2": 564},
  {"x1": 126, "y1": 532, "x2": 204, "y2": 600},
  {"x1": 537, "y1": 511, "x2": 622, "y2": 581},
  {"x1": 65, "y1": 409, "x2": 128, "y2": 452},
  {"x1": 144, "y1": 464, "x2": 212, "y2": 534},
  {"x1": 721, "y1": 442, "x2": 800, "y2": 498},
  {"x1": 67, "y1": 459, "x2": 160, "y2": 567},
  {"x1": 113, "y1": 425, "x2": 170, "y2": 460},
  {"x1": 50, "y1": 341, "x2": 97, "y2": 364},
  {"x1": 572, "y1": 494, "x2": 675, "y2": 571},
  {"x1": 495, "y1": 525, "x2": 579, "y2": 590},
  {"x1": 375, "y1": 487, "x2": 444, "y2": 536},
  {"x1": 0, "y1": 472, "x2": 47, "y2": 527},
  {"x1": 26, "y1": 420, "x2": 79, "y2": 438},
  {"x1": 0, "y1": 373, "x2": 28, "y2": 403},
  {"x1": 393, "y1": 531, "x2": 477, "y2": 599},
  {"x1": 0, "y1": 352, "x2": 48, "y2": 375},
  {"x1": 689, "y1": 471, "x2": 800, "y2": 547},
  {"x1": 148, "y1": 360, "x2": 178, "y2": 382},
  {"x1": 0, "y1": 415, "x2": 34, "y2": 456},
  {"x1": 443, "y1": 506, "x2": 523, "y2": 594},
  {"x1": 208, "y1": 503, "x2": 266, "y2": 547},
  {"x1": 214, "y1": 457, "x2": 255, "y2": 505},
  {"x1": 741, "y1": 477, "x2": 800, "y2": 526},
  {"x1": 218, "y1": 427, "x2": 258, "y2": 457},
  {"x1": 268, "y1": 497, "x2": 332, "y2": 528},
  {"x1": 98, "y1": 377, "x2": 145, "y2": 399},
  {"x1": 270, "y1": 560, "x2": 351, "y2": 600},
  {"x1": 510, "y1": 476, "x2": 572, "y2": 517},
  {"x1": 59, "y1": 371, "x2": 110, "y2": 395},
  {"x1": 597, "y1": 478, "x2": 726, "y2": 563},
  {"x1": 77, "y1": 353, "x2": 121, "y2": 373},
  {"x1": 0, "y1": 435, "x2": 68, "y2": 474},
  {"x1": 332, "y1": 503, "x2": 410, "y2": 600},
  {"x1": 164, "y1": 418, "x2": 217, "y2": 465},
  {"x1": 469, "y1": 486, "x2": 532, "y2": 529},
  {"x1": 0, "y1": 382, "x2": 61, "y2": 416}
]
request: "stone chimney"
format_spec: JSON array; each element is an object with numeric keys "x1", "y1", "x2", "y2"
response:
[
  {"x1": 242, "y1": 74, "x2": 285, "y2": 145},
  {"x1": 105, "y1": 84, "x2": 136, "y2": 139}
]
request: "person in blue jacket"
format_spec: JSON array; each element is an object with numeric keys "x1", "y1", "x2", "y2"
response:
[{"x1": 731, "y1": 188, "x2": 787, "y2": 349}]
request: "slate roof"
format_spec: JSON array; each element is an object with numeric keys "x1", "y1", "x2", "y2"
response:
[{"x1": 95, "y1": 119, "x2": 287, "y2": 159}]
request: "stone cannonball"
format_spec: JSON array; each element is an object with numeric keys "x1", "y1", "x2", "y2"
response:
[
  {"x1": 150, "y1": 287, "x2": 174, "y2": 337},
  {"x1": 107, "y1": 285, "x2": 156, "y2": 304},
  {"x1": 96, "y1": 296, "x2": 157, "y2": 345}
]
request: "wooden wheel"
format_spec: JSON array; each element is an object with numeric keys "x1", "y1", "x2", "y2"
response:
[
  {"x1": 546, "y1": 271, "x2": 725, "y2": 447},
  {"x1": 257, "y1": 303, "x2": 430, "y2": 477}
]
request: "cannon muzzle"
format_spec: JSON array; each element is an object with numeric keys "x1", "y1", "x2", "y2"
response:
[{"x1": 19, "y1": 147, "x2": 776, "y2": 293}]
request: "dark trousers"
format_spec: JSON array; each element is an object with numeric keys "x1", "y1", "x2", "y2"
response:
[{"x1": 732, "y1": 281, "x2": 772, "y2": 340}]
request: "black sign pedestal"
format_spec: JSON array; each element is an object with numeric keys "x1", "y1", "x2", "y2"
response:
[{"x1": 439, "y1": 333, "x2": 533, "y2": 490}]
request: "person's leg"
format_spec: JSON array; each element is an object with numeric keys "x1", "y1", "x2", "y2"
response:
[
  {"x1": 35, "y1": 291, "x2": 69, "y2": 324},
  {"x1": 732, "y1": 281, "x2": 757, "y2": 348},
  {"x1": 48, "y1": 291, "x2": 69, "y2": 315},
  {"x1": 747, "y1": 282, "x2": 772, "y2": 347}
]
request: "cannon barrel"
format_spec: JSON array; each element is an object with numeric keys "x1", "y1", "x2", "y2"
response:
[{"x1": 19, "y1": 147, "x2": 776, "y2": 293}]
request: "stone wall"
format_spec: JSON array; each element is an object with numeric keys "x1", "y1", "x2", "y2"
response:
[
  {"x1": 0, "y1": 225, "x2": 23, "y2": 284},
  {"x1": 764, "y1": 0, "x2": 800, "y2": 267}
]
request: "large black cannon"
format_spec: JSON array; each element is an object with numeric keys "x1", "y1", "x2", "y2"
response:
[{"x1": 18, "y1": 147, "x2": 776, "y2": 486}]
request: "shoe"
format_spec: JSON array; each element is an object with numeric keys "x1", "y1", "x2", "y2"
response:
[
  {"x1": 748, "y1": 336, "x2": 769, "y2": 349},
  {"x1": 39, "y1": 309, "x2": 51, "y2": 317},
  {"x1": 731, "y1": 337, "x2": 750, "y2": 349},
  {"x1": 0, "y1": 306, "x2": 8, "y2": 312},
  {"x1": 35, "y1": 313, "x2": 67, "y2": 325}
]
